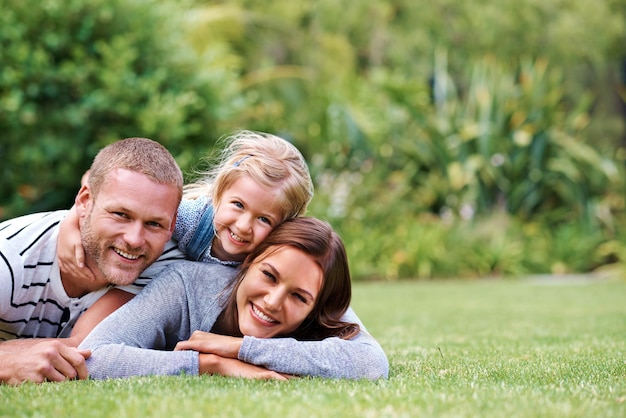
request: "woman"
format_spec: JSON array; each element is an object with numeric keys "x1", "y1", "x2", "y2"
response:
[{"x1": 79, "y1": 217, "x2": 384, "y2": 380}]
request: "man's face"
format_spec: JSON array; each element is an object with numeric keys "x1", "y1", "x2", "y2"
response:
[{"x1": 76, "y1": 168, "x2": 179, "y2": 287}]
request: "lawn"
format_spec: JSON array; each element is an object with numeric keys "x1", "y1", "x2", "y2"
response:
[{"x1": 2, "y1": 277, "x2": 625, "y2": 418}]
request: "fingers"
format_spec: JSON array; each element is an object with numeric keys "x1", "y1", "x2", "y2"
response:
[
  {"x1": 50, "y1": 344, "x2": 89, "y2": 381},
  {"x1": 174, "y1": 340, "x2": 195, "y2": 351},
  {"x1": 74, "y1": 245, "x2": 85, "y2": 269},
  {"x1": 29, "y1": 342, "x2": 89, "y2": 383},
  {"x1": 262, "y1": 371, "x2": 289, "y2": 381}
]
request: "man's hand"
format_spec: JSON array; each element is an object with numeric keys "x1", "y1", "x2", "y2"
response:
[
  {"x1": 0, "y1": 340, "x2": 91, "y2": 385},
  {"x1": 174, "y1": 331, "x2": 242, "y2": 359},
  {"x1": 198, "y1": 354, "x2": 293, "y2": 380}
]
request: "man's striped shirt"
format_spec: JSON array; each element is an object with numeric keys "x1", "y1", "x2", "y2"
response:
[{"x1": 0, "y1": 210, "x2": 185, "y2": 340}]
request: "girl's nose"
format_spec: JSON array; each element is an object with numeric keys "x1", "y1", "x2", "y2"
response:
[{"x1": 235, "y1": 214, "x2": 253, "y2": 234}]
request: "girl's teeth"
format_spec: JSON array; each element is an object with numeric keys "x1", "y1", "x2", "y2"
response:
[{"x1": 230, "y1": 232, "x2": 244, "y2": 242}]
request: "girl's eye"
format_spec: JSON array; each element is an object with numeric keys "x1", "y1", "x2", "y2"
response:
[
  {"x1": 233, "y1": 201, "x2": 244, "y2": 209},
  {"x1": 259, "y1": 216, "x2": 271, "y2": 225}
]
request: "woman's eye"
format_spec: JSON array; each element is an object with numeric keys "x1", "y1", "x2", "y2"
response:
[
  {"x1": 262, "y1": 270, "x2": 276, "y2": 282},
  {"x1": 294, "y1": 293, "x2": 307, "y2": 303}
]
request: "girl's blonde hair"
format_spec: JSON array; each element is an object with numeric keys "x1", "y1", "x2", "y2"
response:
[{"x1": 184, "y1": 130, "x2": 313, "y2": 221}]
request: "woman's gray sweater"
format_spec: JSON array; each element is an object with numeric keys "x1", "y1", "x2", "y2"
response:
[{"x1": 79, "y1": 260, "x2": 388, "y2": 380}]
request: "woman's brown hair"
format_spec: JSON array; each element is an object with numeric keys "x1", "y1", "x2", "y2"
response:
[{"x1": 224, "y1": 217, "x2": 359, "y2": 340}]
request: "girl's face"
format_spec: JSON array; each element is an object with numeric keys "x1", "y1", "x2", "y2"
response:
[
  {"x1": 236, "y1": 246, "x2": 323, "y2": 338},
  {"x1": 212, "y1": 175, "x2": 285, "y2": 262}
]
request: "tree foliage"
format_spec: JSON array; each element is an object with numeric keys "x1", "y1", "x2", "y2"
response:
[
  {"x1": 2, "y1": 0, "x2": 626, "y2": 278},
  {"x1": 0, "y1": 0, "x2": 240, "y2": 217}
]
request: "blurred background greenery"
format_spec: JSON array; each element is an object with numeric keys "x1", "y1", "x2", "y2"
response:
[{"x1": 2, "y1": 0, "x2": 626, "y2": 280}]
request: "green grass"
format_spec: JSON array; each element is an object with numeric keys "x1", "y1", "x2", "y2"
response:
[{"x1": 2, "y1": 278, "x2": 625, "y2": 418}]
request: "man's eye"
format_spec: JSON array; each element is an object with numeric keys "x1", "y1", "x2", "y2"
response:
[{"x1": 147, "y1": 221, "x2": 163, "y2": 228}]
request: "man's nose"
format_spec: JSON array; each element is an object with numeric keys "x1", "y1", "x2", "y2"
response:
[{"x1": 123, "y1": 221, "x2": 146, "y2": 248}]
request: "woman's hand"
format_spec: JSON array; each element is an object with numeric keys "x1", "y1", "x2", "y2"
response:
[
  {"x1": 198, "y1": 354, "x2": 293, "y2": 380},
  {"x1": 175, "y1": 331, "x2": 242, "y2": 359},
  {"x1": 57, "y1": 205, "x2": 94, "y2": 281}
]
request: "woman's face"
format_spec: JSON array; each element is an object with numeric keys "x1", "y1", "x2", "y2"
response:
[
  {"x1": 212, "y1": 175, "x2": 284, "y2": 262},
  {"x1": 236, "y1": 246, "x2": 323, "y2": 338}
]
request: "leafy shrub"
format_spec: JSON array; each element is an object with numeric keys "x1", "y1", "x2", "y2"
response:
[{"x1": 0, "y1": 0, "x2": 240, "y2": 219}]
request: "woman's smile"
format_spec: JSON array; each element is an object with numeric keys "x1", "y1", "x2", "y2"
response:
[{"x1": 236, "y1": 246, "x2": 323, "y2": 338}]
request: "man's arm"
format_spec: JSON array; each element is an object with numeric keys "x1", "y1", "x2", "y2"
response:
[
  {"x1": 0, "y1": 340, "x2": 90, "y2": 384},
  {"x1": 0, "y1": 286, "x2": 123, "y2": 385},
  {"x1": 69, "y1": 288, "x2": 135, "y2": 342}
]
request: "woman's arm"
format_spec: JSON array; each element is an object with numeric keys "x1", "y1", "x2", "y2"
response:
[
  {"x1": 79, "y1": 261, "x2": 237, "y2": 380},
  {"x1": 176, "y1": 308, "x2": 389, "y2": 380},
  {"x1": 78, "y1": 264, "x2": 197, "y2": 379},
  {"x1": 198, "y1": 354, "x2": 289, "y2": 380},
  {"x1": 238, "y1": 307, "x2": 389, "y2": 380}
]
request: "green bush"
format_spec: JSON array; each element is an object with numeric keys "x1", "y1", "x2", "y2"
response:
[
  {"x1": 3, "y1": 0, "x2": 626, "y2": 279},
  {"x1": 0, "y1": 0, "x2": 240, "y2": 219}
]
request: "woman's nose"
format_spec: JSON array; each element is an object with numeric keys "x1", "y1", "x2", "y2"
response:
[{"x1": 263, "y1": 288, "x2": 285, "y2": 311}]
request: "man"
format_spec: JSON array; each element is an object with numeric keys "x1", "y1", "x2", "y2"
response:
[{"x1": 0, "y1": 137, "x2": 184, "y2": 385}]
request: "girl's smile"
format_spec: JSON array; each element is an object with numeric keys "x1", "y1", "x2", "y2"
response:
[{"x1": 211, "y1": 175, "x2": 284, "y2": 262}]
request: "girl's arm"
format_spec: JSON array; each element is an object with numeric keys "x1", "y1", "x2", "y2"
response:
[
  {"x1": 57, "y1": 205, "x2": 94, "y2": 281},
  {"x1": 172, "y1": 197, "x2": 211, "y2": 254}
]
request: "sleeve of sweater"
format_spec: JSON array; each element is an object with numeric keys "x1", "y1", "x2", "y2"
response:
[
  {"x1": 79, "y1": 262, "x2": 202, "y2": 379},
  {"x1": 173, "y1": 197, "x2": 210, "y2": 252},
  {"x1": 238, "y1": 307, "x2": 389, "y2": 380}
]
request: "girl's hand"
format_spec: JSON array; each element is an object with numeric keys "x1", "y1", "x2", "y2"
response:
[
  {"x1": 175, "y1": 331, "x2": 242, "y2": 359},
  {"x1": 57, "y1": 205, "x2": 95, "y2": 281},
  {"x1": 198, "y1": 354, "x2": 294, "y2": 380}
]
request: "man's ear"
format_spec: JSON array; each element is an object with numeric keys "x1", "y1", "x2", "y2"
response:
[
  {"x1": 75, "y1": 184, "x2": 92, "y2": 217},
  {"x1": 168, "y1": 212, "x2": 177, "y2": 238}
]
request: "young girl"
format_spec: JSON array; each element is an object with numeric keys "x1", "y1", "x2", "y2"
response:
[
  {"x1": 174, "y1": 129, "x2": 314, "y2": 265},
  {"x1": 79, "y1": 217, "x2": 369, "y2": 380}
]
